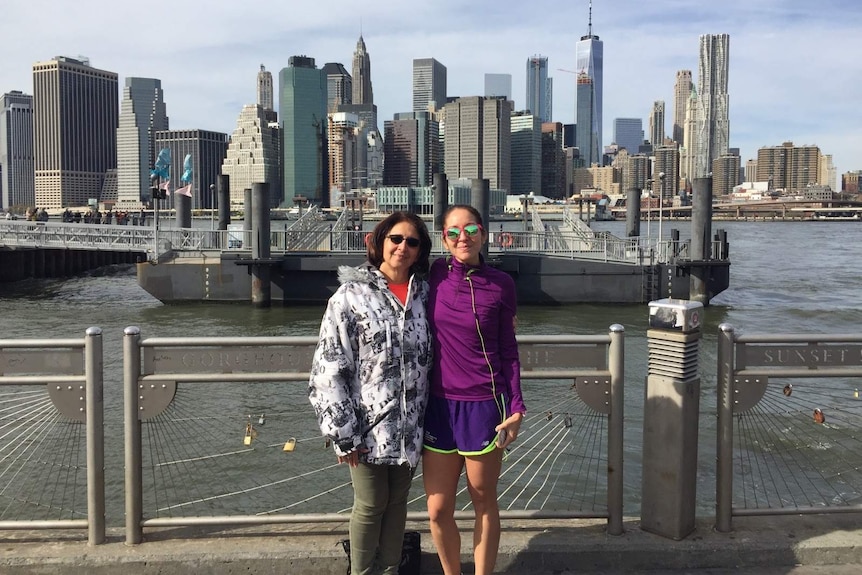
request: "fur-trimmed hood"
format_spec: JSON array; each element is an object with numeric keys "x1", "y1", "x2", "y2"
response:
[{"x1": 336, "y1": 263, "x2": 376, "y2": 285}]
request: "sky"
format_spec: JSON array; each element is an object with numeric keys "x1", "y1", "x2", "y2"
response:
[{"x1": 1, "y1": 0, "x2": 860, "y2": 175}]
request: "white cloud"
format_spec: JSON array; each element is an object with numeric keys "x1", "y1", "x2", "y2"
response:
[{"x1": 1, "y1": 0, "x2": 860, "y2": 173}]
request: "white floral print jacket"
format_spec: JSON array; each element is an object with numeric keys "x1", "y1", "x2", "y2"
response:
[{"x1": 308, "y1": 264, "x2": 432, "y2": 467}]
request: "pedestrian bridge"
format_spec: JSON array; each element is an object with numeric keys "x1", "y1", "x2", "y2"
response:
[{"x1": 0, "y1": 208, "x2": 717, "y2": 266}]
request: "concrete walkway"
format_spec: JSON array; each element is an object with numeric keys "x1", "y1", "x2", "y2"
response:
[{"x1": 0, "y1": 514, "x2": 860, "y2": 574}]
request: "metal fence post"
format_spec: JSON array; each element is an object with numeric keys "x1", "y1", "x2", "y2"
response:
[
  {"x1": 607, "y1": 323, "x2": 625, "y2": 535},
  {"x1": 715, "y1": 323, "x2": 736, "y2": 533},
  {"x1": 124, "y1": 326, "x2": 143, "y2": 544},
  {"x1": 85, "y1": 327, "x2": 105, "y2": 545}
]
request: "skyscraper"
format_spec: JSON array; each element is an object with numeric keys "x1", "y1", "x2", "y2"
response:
[
  {"x1": 613, "y1": 118, "x2": 644, "y2": 155},
  {"x1": 526, "y1": 56, "x2": 552, "y2": 123},
  {"x1": 322, "y1": 62, "x2": 352, "y2": 113},
  {"x1": 155, "y1": 129, "x2": 228, "y2": 210},
  {"x1": 351, "y1": 36, "x2": 373, "y2": 105},
  {"x1": 575, "y1": 1, "x2": 603, "y2": 165},
  {"x1": 649, "y1": 100, "x2": 665, "y2": 146},
  {"x1": 510, "y1": 111, "x2": 542, "y2": 194},
  {"x1": 654, "y1": 144, "x2": 680, "y2": 198},
  {"x1": 33, "y1": 56, "x2": 118, "y2": 209},
  {"x1": 712, "y1": 152, "x2": 741, "y2": 197},
  {"x1": 222, "y1": 105, "x2": 281, "y2": 207},
  {"x1": 575, "y1": 73, "x2": 598, "y2": 167},
  {"x1": 681, "y1": 87, "x2": 701, "y2": 181},
  {"x1": 694, "y1": 34, "x2": 730, "y2": 178},
  {"x1": 116, "y1": 77, "x2": 168, "y2": 207},
  {"x1": 337, "y1": 102, "x2": 378, "y2": 188},
  {"x1": 257, "y1": 65, "x2": 274, "y2": 112},
  {"x1": 412, "y1": 58, "x2": 447, "y2": 113},
  {"x1": 541, "y1": 122, "x2": 567, "y2": 199},
  {"x1": 327, "y1": 112, "x2": 360, "y2": 205},
  {"x1": 672, "y1": 70, "x2": 692, "y2": 146},
  {"x1": 280, "y1": 56, "x2": 328, "y2": 206},
  {"x1": 383, "y1": 111, "x2": 440, "y2": 187},
  {"x1": 756, "y1": 142, "x2": 821, "y2": 192},
  {"x1": 443, "y1": 96, "x2": 511, "y2": 192},
  {"x1": 0, "y1": 91, "x2": 34, "y2": 211},
  {"x1": 484, "y1": 74, "x2": 512, "y2": 100}
]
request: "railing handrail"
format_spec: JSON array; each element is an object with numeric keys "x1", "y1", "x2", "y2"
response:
[
  {"x1": 0, "y1": 327, "x2": 105, "y2": 545},
  {"x1": 715, "y1": 323, "x2": 862, "y2": 533},
  {"x1": 123, "y1": 326, "x2": 625, "y2": 543}
]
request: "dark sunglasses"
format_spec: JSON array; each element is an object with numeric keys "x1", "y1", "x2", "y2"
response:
[
  {"x1": 445, "y1": 223, "x2": 482, "y2": 240},
  {"x1": 387, "y1": 234, "x2": 420, "y2": 248}
]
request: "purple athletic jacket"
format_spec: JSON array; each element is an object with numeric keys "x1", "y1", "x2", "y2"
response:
[{"x1": 428, "y1": 256, "x2": 526, "y2": 415}]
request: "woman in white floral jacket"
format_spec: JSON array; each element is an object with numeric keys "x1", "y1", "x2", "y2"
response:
[{"x1": 309, "y1": 211, "x2": 433, "y2": 575}]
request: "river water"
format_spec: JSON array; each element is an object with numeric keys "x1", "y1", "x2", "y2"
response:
[{"x1": 1, "y1": 219, "x2": 860, "y2": 518}]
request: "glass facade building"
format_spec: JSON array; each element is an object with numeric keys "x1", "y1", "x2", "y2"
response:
[
  {"x1": 510, "y1": 112, "x2": 541, "y2": 195},
  {"x1": 280, "y1": 56, "x2": 328, "y2": 206},
  {"x1": 322, "y1": 62, "x2": 352, "y2": 113},
  {"x1": 575, "y1": 29, "x2": 603, "y2": 166},
  {"x1": 484, "y1": 73, "x2": 512, "y2": 100},
  {"x1": 383, "y1": 111, "x2": 440, "y2": 187},
  {"x1": 0, "y1": 91, "x2": 34, "y2": 211},
  {"x1": 525, "y1": 56, "x2": 552, "y2": 123},
  {"x1": 613, "y1": 118, "x2": 644, "y2": 156},
  {"x1": 575, "y1": 73, "x2": 598, "y2": 167},
  {"x1": 412, "y1": 58, "x2": 447, "y2": 113}
]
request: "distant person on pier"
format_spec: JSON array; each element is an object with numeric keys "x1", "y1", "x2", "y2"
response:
[
  {"x1": 424, "y1": 204, "x2": 525, "y2": 575},
  {"x1": 309, "y1": 211, "x2": 433, "y2": 575}
]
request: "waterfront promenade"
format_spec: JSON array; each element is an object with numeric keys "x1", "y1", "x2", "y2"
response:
[
  {"x1": 2, "y1": 514, "x2": 861, "y2": 574},
  {"x1": 3, "y1": 222, "x2": 862, "y2": 573}
]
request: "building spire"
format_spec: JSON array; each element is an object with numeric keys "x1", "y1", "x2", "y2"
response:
[{"x1": 588, "y1": 0, "x2": 593, "y2": 36}]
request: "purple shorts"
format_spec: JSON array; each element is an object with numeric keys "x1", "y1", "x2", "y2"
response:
[{"x1": 423, "y1": 394, "x2": 508, "y2": 455}]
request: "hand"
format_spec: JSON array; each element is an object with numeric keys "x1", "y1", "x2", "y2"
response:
[
  {"x1": 494, "y1": 412, "x2": 524, "y2": 449},
  {"x1": 337, "y1": 447, "x2": 369, "y2": 467}
]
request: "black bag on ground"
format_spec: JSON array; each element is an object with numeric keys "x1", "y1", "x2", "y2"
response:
[{"x1": 340, "y1": 530, "x2": 421, "y2": 575}]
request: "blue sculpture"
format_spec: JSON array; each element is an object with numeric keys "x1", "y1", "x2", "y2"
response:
[
  {"x1": 151, "y1": 148, "x2": 171, "y2": 180},
  {"x1": 181, "y1": 154, "x2": 193, "y2": 183}
]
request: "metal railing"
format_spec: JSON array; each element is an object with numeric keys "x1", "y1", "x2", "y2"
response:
[
  {"x1": 122, "y1": 326, "x2": 625, "y2": 544},
  {"x1": 0, "y1": 219, "x2": 153, "y2": 253},
  {"x1": 716, "y1": 324, "x2": 862, "y2": 532},
  {"x1": 0, "y1": 328, "x2": 105, "y2": 545},
  {"x1": 0, "y1": 219, "x2": 668, "y2": 265}
]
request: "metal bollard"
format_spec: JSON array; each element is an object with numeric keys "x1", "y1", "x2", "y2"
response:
[{"x1": 640, "y1": 298, "x2": 703, "y2": 540}]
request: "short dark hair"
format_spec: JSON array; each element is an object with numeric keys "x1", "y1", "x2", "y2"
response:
[
  {"x1": 366, "y1": 212, "x2": 432, "y2": 276},
  {"x1": 443, "y1": 204, "x2": 484, "y2": 227}
]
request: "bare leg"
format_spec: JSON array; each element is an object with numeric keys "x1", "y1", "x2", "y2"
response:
[
  {"x1": 464, "y1": 449, "x2": 503, "y2": 575},
  {"x1": 424, "y1": 450, "x2": 464, "y2": 575}
]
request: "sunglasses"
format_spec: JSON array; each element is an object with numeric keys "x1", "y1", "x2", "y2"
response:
[
  {"x1": 386, "y1": 234, "x2": 420, "y2": 248},
  {"x1": 445, "y1": 223, "x2": 483, "y2": 241}
]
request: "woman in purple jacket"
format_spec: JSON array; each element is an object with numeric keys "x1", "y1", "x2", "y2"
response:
[{"x1": 423, "y1": 204, "x2": 526, "y2": 575}]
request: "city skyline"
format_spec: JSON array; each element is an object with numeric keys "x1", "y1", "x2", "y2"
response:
[{"x1": 0, "y1": 0, "x2": 860, "y2": 174}]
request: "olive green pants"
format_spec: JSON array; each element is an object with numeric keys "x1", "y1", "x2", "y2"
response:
[{"x1": 348, "y1": 462, "x2": 415, "y2": 575}]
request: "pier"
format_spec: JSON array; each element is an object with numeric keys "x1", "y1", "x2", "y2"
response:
[{"x1": 0, "y1": 202, "x2": 731, "y2": 305}]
